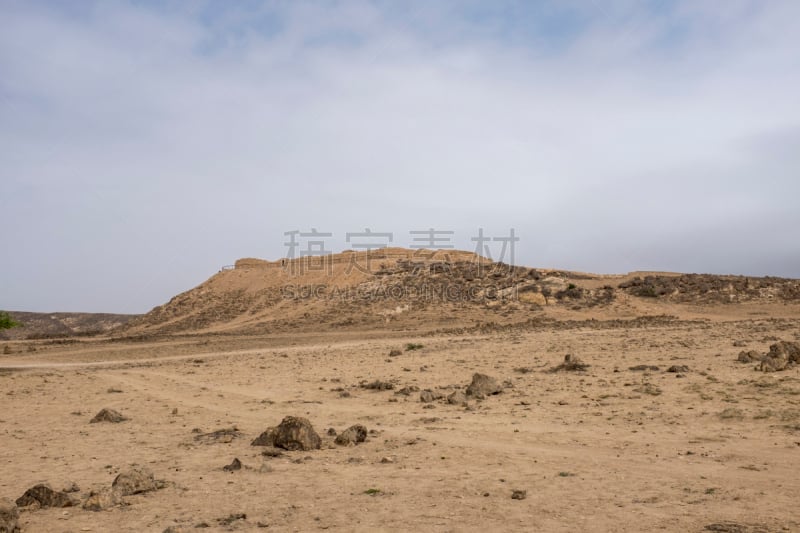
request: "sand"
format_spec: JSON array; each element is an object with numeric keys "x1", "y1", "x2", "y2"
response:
[
  {"x1": 2, "y1": 314, "x2": 800, "y2": 532},
  {"x1": 2, "y1": 251, "x2": 799, "y2": 531}
]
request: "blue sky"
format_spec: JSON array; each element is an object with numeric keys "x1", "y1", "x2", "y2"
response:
[{"x1": 1, "y1": 0, "x2": 799, "y2": 313}]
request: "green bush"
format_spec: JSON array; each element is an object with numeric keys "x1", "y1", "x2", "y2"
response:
[{"x1": 0, "y1": 311, "x2": 21, "y2": 330}]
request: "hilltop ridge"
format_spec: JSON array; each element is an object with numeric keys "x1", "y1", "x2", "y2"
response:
[{"x1": 119, "y1": 248, "x2": 800, "y2": 336}]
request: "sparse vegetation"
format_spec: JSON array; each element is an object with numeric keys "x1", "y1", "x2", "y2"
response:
[
  {"x1": 0, "y1": 311, "x2": 21, "y2": 329},
  {"x1": 405, "y1": 343, "x2": 423, "y2": 351}
]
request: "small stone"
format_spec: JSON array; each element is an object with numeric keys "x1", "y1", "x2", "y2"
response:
[
  {"x1": 511, "y1": 489, "x2": 527, "y2": 500},
  {"x1": 90, "y1": 408, "x2": 127, "y2": 424},
  {"x1": 420, "y1": 390, "x2": 444, "y2": 403},
  {"x1": 667, "y1": 365, "x2": 689, "y2": 373},
  {"x1": 223, "y1": 458, "x2": 242, "y2": 472},
  {"x1": 62, "y1": 482, "x2": 80, "y2": 493}
]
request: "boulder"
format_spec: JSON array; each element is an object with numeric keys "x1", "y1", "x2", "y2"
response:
[
  {"x1": 466, "y1": 373, "x2": 502, "y2": 399},
  {"x1": 0, "y1": 498, "x2": 19, "y2": 533},
  {"x1": 334, "y1": 425, "x2": 367, "y2": 446},
  {"x1": 756, "y1": 341, "x2": 800, "y2": 372},
  {"x1": 112, "y1": 466, "x2": 157, "y2": 496},
  {"x1": 16, "y1": 484, "x2": 76, "y2": 508},
  {"x1": 82, "y1": 488, "x2": 123, "y2": 512},
  {"x1": 447, "y1": 390, "x2": 467, "y2": 405},
  {"x1": 271, "y1": 416, "x2": 321, "y2": 451}
]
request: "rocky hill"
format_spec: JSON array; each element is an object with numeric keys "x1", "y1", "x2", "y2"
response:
[{"x1": 120, "y1": 248, "x2": 800, "y2": 336}]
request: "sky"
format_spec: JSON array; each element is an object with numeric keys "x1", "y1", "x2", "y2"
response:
[{"x1": 1, "y1": 0, "x2": 799, "y2": 314}]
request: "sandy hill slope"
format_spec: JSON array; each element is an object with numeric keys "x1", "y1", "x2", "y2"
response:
[{"x1": 119, "y1": 248, "x2": 800, "y2": 336}]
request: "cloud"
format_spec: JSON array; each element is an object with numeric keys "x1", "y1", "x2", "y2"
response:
[{"x1": 1, "y1": 0, "x2": 798, "y2": 312}]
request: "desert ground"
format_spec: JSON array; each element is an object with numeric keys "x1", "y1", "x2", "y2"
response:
[{"x1": 2, "y1": 250, "x2": 800, "y2": 532}]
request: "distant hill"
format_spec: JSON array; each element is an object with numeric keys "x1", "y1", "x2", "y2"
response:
[
  {"x1": 120, "y1": 247, "x2": 800, "y2": 336},
  {"x1": 0, "y1": 311, "x2": 139, "y2": 340}
]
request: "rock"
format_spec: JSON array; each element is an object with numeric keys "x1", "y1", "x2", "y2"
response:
[
  {"x1": 334, "y1": 425, "x2": 367, "y2": 446},
  {"x1": 194, "y1": 427, "x2": 242, "y2": 444},
  {"x1": 270, "y1": 416, "x2": 321, "y2": 451},
  {"x1": 704, "y1": 522, "x2": 751, "y2": 533},
  {"x1": 90, "y1": 408, "x2": 127, "y2": 423},
  {"x1": 62, "y1": 482, "x2": 80, "y2": 493},
  {"x1": 466, "y1": 373, "x2": 502, "y2": 399},
  {"x1": 511, "y1": 489, "x2": 527, "y2": 500},
  {"x1": 223, "y1": 458, "x2": 242, "y2": 472},
  {"x1": 759, "y1": 341, "x2": 800, "y2": 372},
  {"x1": 629, "y1": 365, "x2": 659, "y2": 371},
  {"x1": 112, "y1": 466, "x2": 157, "y2": 496},
  {"x1": 737, "y1": 350, "x2": 761, "y2": 363},
  {"x1": 0, "y1": 498, "x2": 19, "y2": 533},
  {"x1": 261, "y1": 448, "x2": 284, "y2": 458},
  {"x1": 162, "y1": 527, "x2": 189, "y2": 533},
  {"x1": 395, "y1": 385, "x2": 420, "y2": 396},
  {"x1": 550, "y1": 354, "x2": 589, "y2": 372},
  {"x1": 388, "y1": 349, "x2": 402, "y2": 357},
  {"x1": 447, "y1": 390, "x2": 467, "y2": 405},
  {"x1": 360, "y1": 380, "x2": 395, "y2": 391},
  {"x1": 82, "y1": 488, "x2": 123, "y2": 512},
  {"x1": 251, "y1": 428, "x2": 277, "y2": 446},
  {"x1": 16, "y1": 484, "x2": 77, "y2": 508},
  {"x1": 326, "y1": 428, "x2": 337, "y2": 436},
  {"x1": 667, "y1": 365, "x2": 690, "y2": 373},
  {"x1": 218, "y1": 513, "x2": 246, "y2": 526},
  {"x1": 419, "y1": 390, "x2": 444, "y2": 403}
]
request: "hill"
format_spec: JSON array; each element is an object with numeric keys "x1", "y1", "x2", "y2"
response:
[
  {"x1": 0, "y1": 311, "x2": 139, "y2": 340},
  {"x1": 121, "y1": 248, "x2": 800, "y2": 336}
]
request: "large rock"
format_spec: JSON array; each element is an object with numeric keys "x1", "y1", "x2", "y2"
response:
[
  {"x1": 466, "y1": 373, "x2": 502, "y2": 399},
  {"x1": 15, "y1": 484, "x2": 77, "y2": 508},
  {"x1": 447, "y1": 390, "x2": 467, "y2": 405},
  {"x1": 90, "y1": 408, "x2": 127, "y2": 423},
  {"x1": 759, "y1": 341, "x2": 800, "y2": 372},
  {"x1": 112, "y1": 466, "x2": 157, "y2": 496},
  {"x1": 0, "y1": 498, "x2": 20, "y2": 533},
  {"x1": 82, "y1": 488, "x2": 123, "y2": 512},
  {"x1": 334, "y1": 425, "x2": 367, "y2": 446},
  {"x1": 251, "y1": 427, "x2": 277, "y2": 447},
  {"x1": 270, "y1": 416, "x2": 321, "y2": 451}
]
